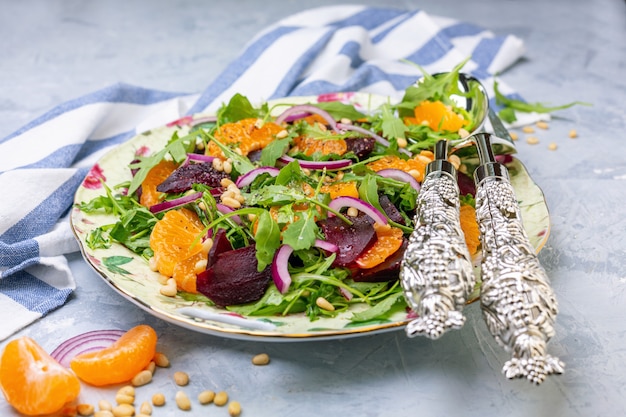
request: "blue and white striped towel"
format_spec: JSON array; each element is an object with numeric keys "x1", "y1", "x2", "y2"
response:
[{"x1": 0, "y1": 5, "x2": 526, "y2": 340}]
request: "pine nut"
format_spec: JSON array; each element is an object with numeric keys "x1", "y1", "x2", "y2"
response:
[
  {"x1": 408, "y1": 169, "x2": 422, "y2": 181},
  {"x1": 340, "y1": 117, "x2": 352, "y2": 125},
  {"x1": 316, "y1": 296, "x2": 335, "y2": 311},
  {"x1": 223, "y1": 160, "x2": 233, "y2": 174},
  {"x1": 252, "y1": 353, "x2": 270, "y2": 366},
  {"x1": 510, "y1": 131, "x2": 519, "y2": 141},
  {"x1": 173, "y1": 371, "x2": 190, "y2": 386},
  {"x1": 221, "y1": 196, "x2": 241, "y2": 209},
  {"x1": 115, "y1": 393, "x2": 134, "y2": 405},
  {"x1": 160, "y1": 278, "x2": 177, "y2": 297},
  {"x1": 212, "y1": 158, "x2": 224, "y2": 171},
  {"x1": 254, "y1": 118, "x2": 264, "y2": 128},
  {"x1": 522, "y1": 126, "x2": 535, "y2": 133},
  {"x1": 175, "y1": 391, "x2": 192, "y2": 411},
  {"x1": 228, "y1": 401, "x2": 242, "y2": 417},
  {"x1": 148, "y1": 256, "x2": 158, "y2": 272},
  {"x1": 221, "y1": 189, "x2": 236, "y2": 200},
  {"x1": 214, "y1": 391, "x2": 229, "y2": 406},
  {"x1": 154, "y1": 352, "x2": 170, "y2": 368},
  {"x1": 194, "y1": 258, "x2": 208, "y2": 274},
  {"x1": 276, "y1": 129, "x2": 289, "y2": 139},
  {"x1": 548, "y1": 142, "x2": 558, "y2": 151},
  {"x1": 569, "y1": 129, "x2": 578, "y2": 138},
  {"x1": 99, "y1": 400, "x2": 113, "y2": 411},
  {"x1": 346, "y1": 207, "x2": 359, "y2": 217},
  {"x1": 139, "y1": 401, "x2": 152, "y2": 415},
  {"x1": 118, "y1": 386, "x2": 135, "y2": 398},
  {"x1": 396, "y1": 137, "x2": 408, "y2": 148},
  {"x1": 95, "y1": 412, "x2": 114, "y2": 417},
  {"x1": 131, "y1": 369, "x2": 153, "y2": 387},
  {"x1": 156, "y1": 273, "x2": 169, "y2": 285},
  {"x1": 526, "y1": 136, "x2": 540, "y2": 145},
  {"x1": 202, "y1": 238, "x2": 214, "y2": 254},
  {"x1": 198, "y1": 390, "x2": 216, "y2": 404},
  {"x1": 151, "y1": 393, "x2": 166, "y2": 407},
  {"x1": 420, "y1": 150, "x2": 434, "y2": 159},
  {"x1": 220, "y1": 178, "x2": 234, "y2": 187},
  {"x1": 77, "y1": 404, "x2": 95, "y2": 416},
  {"x1": 416, "y1": 154, "x2": 432, "y2": 164},
  {"x1": 144, "y1": 360, "x2": 156, "y2": 374},
  {"x1": 536, "y1": 121, "x2": 549, "y2": 129},
  {"x1": 448, "y1": 154, "x2": 461, "y2": 171},
  {"x1": 112, "y1": 404, "x2": 135, "y2": 417}
]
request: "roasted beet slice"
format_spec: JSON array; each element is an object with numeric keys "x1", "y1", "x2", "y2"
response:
[
  {"x1": 345, "y1": 136, "x2": 375, "y2": 159},
  {"x1": 207, "y1": 228, "x2": 233, "y2": 268},
  {"x1": 319, "y1": 213, "x2": 376, "y2": 267},
  {"x1": 196, "y1": 245, "x2": 271, "y2": 306},
  {"x1": 457, "y1": 171, "x2": 476, "y2": 197},
  {"x1": 378, "y1": 194, "x2": 405, "y2": 225},
  {"x1": 156, "y1": 163, "x2": 229, "y2": 194},
  {"x1": 352, "y1": 238, "x2": 407, "y2": 282}
]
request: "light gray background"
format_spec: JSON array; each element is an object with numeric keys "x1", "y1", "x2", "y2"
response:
[{"x1": 2, "y1": 1, "x2": 626, "y2": 416}]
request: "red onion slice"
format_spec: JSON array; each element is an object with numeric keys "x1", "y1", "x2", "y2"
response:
[
  {"x1": 376, "y1": 168, "x2": 421, "y2": 192},
  {"x1": 50, "y1": 329, "x2": 126, "y2": 368},
  {"x1": 328, "y1": 196, "x2": 388, "y2": 225},
  {"x1": 149, "y1": 191, "x2": 203, "y2": 214},
  {"x1": 216, "y1": 203, "x2": 242, "y2": 224},
  {"x1": 272, "y1": 240, "x2": 340, "y2": 294},
  {"x1": 235, "y1": 167, "x2": 280, "y2": 188},
  {"x1": 337, "y1": 122, "x2": 412, "y2": 157},
  {"x1": 275, "y1": 104, "x2": 340, "y2": 132},
  {"x1": 186, "y1": 153, "x2": 216, "y2": 164},
  {"x1": 278, "y1": 155, "x2": 352, "y2": 171}
]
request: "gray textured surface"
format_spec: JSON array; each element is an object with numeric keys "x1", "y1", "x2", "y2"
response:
[{"x1": 2, "y1": 0, "x2": 626, "y2": 416}]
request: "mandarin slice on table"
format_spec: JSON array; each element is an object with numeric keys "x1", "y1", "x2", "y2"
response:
[
  {"x1": 150, "y1": 208, "x2": 207, "y2": 278},
  {"x1": 404, "y1": 100, "x2": 468, "y2": 132},
  {"x1": 0, "y1": 336, "x2": 81, "y2": 416},
  {"x1": 70, "y1": 325, "x2": 157, "y2": 386},
  {"x1": 355, "y1": 224, "x2": 404, "y2": 269},
  {"x1": 139, "y1": 159, "x2": 178, "y2": 207}
]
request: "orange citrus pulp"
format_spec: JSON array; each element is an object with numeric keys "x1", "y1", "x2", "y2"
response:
[
  {"x1": 70, "y1": 325, "x2": 157, "y2": 386},
  {"x1": 139, "y1": 160, "x2": 178, "y2": 208},
  {"x1": 355, "y1": 224, "x2": 404, "y2": 269},
  {"x1": 404, "y1": 100, "x2": 468, "y2": 132},
  {"x1": 459, "y1": 204, "x2": 480, "y2": 255},
  {"x1": 206, "y1": 118, "x2": 284, "y2": 158},
  {"x1": 0, "y1": 336, "x2": 81, "y2": 416}
]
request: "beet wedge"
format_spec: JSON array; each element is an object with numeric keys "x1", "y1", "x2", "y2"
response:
[
  {"x1": 318, "y1": 213, "x2": 376, "y2": 267},
  {"x1": 156, "y1": 162, "x2": 229, "y2": 193},
  {"x1": 197, "y1": 244, "x2": 272, "y2": 307}
]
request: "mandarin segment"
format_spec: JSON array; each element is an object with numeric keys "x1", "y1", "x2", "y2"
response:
[
  {"x1": 70, "y1": 325, "x2": 158, "y2": 386},
  {"x1": 293, "y1": 135, "x2": 347, "y2": 156},
  {"x1": 366, "y1": 153, "x2": 434, "y2": 182},
  {"x1": 459, "y1": 204, "x2": 480, "y2": 255},
  {"x1": 354, "y1": 224, "x2": 404, "y2": 269},
  {"x1": 139, "y1": 160, "x2": 178, "y2": 207},
  {"x1": 321, "y1": 181, "x2": 360, "y2": 199},
  {"x1": 0, "y1": 336, "x2": 81, "y2": 416},
  {"x1": 404, "y1": 100, "x2": 468, "y2": 132},
  {"x1": 206, "y1": 118, "x2": 283, "y2": 158}
]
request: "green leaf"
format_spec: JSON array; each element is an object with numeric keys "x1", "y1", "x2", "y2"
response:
[
  {"x1": 103, "y1": 256, "x2": 133, "y2": 275},
  {"x1": 253, "y1": 210, "x2": 281, "y2": 271},
  {"x1": 218, "y1": 93, "x2": 263, "y2": 123},
  {"x1": 282, "y1": 211, "x2": 317, "y2": 251},
  {"x1": 315, "y1": 101, "x2": 367, "y2": 121},
  {"x1": 260, "y1": 137, "x2": 291, "y2": 167},
  {"x1": 350, "y1": 292, "x2": 406, "y2": 322},
  {"x1": 380, "y1": 103, "x2": 407, "y2": 140}
]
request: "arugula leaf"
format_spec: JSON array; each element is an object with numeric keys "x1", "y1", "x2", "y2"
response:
[
  {"x1": 244, "y1": 184, "x2": 304, "y2": 206},
  {"x1": 350, "y1": 291, "x2": 406, "y2": 322},
  {"x1": 379, "y1": 103, "x2": 407, "y2": 141},
  {"x1": 218, "y1": 93, "x2": 264, "y2": 124},
  {"x1": 282, "y1": 211, "x2": 317, "y2": 251},
  {"x1": 494, "y1": 79, "x2": 591, "y2": 123},
  {"x1": 260, "y1": 137, "x2": 291, "y2": 167},
  {"x1": 315, "y1": 101, "x2": 367, "y2": 121},
  {"x1": 253, "y1": 210, "x2": 281, "y2": 271}
]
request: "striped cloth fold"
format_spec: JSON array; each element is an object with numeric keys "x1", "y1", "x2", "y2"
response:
[{"x1": 0, "y1": 5, "x2": 526, "y2": 340}]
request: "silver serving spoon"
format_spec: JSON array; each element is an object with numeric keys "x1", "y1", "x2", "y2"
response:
[{"x1": 399, "y1": 72, "x2": 487, "y2": 339}]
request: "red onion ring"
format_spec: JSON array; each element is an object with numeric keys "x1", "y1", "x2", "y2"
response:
[
  {"x1": 336, "y1": 122, "x2": 412, "y2": 157},
  {"x1": 376, "y1": 168, "x2": 421, "y2": 192},
  {"x1": 278, "y1": 155, "x2": 352, "y2": 171},
  {"x1": 328, "y1": 196, "x2": 388, "y2": 225},
  {"x1": 274, "y1": 104, "x2": 341, "y2": 133},
  {"x1": 235, "y1": 166, "x2": 280, "y2": 188},
  {"x1": 216, "y1": 203, "x2": 242, "y2": 224},
  {"x1": 272, "y1": 239, "x2": 340, "y2": 294},
  {"x1": 149, "y1": 191, "x2": 203, "y2": 214},
  {"x1": 50, "y1": 329, "x2": 126, "y2": 367}
]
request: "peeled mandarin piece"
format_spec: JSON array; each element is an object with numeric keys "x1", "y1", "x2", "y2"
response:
[
  {"x1": 355, "y1": 225, "x2": 404, "y2": 269},
  {"x1": 0, "y1": 336, "x2": 81, "y2": 416},
  {"x1": 459, "y1": 204, "x2": 480, "y2": 255},
  {"x1": 406, "y1": 100, "x2": 468, "y2": 132},
  {"x1": 70, "y1": 324, "x2": 157, "y2": 386},
  {"x1": 139, "y1": 160, "x2": 178, "y2": 207}
]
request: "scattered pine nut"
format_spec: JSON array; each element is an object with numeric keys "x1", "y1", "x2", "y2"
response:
[
  {"x1": 115, "y1": 393, "x2": 134, "y2": 405},
  {"x1": 144, "y1": 360, "x2": 156, "y2": 374},
  {"x1": 131, "y1": 369, "x2": 153, "y2": 387},
  {"x1": 117, "y1": 386, "x2": 135, "y2": 398},
  {"x1": 77, "y1": 404, "x2": 95, "y2": 416},
  {"x1": 276, "y1": 129, "x2": 289, "y2": 139},
  {"x1": 522, "y1": 126, "x2": 535, "y2": 133},
  {"x1": 175, "y1": 390, "x2": 192, "y2": 411},
  {"x1": 221, "y1": 196, "x2": 242, "y2": 209},
  {"x1": 569, "y1": 129, "x2": 578, "y2": 138},
  {"x1": 98, "y1": 400, "x2": 113, "y2": 411},
  {"x1": 198, "y1": 390, "x2": 216, "y2": 404},
  {"x1": 536, "y1": 121, "x2": 549, "y2": 129},
  {"x1": 252, "y1": 353, "x2": 270, "y2": 366},
  {"x1": 151, "y1": 393, "x2": 166, "y2": 407},
  {"x1": 396, "y1": 137, "x2": 408, "y2": 148},
  {"x1": 509, "y1": 132, "x2": 519, "y2": 141},
  {"x1": 139, "y1": 401, "x2": 152, "y2": 415},
  {"x1": 214, "y1": 391, "x2": 229, "y2": 406},
  {"x1": 112, "y1": 404, "x2": 135, "y2": 417},
  {"x1": 154, "y1": 352, "x2": 170, "y2": 368},
  {"x1": 526, "y1": 136, "x2": 540, "y2": 145},
  {"x1": 316, "y1": 296, "x2": 335, "y2": 311},
  {"x1": 548, "y1": 142, "x2": 558, "y2": 151},
  {"x1": 173, "y1": 371, "x2": 190, "y2": 386},
  {"x1": 228, "y1": 401, "x2": 242, "y2": 417}
]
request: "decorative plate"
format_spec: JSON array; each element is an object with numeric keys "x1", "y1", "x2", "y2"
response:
[{"x1": 70, "y1": 93, "x2": 550, "y2": 341}]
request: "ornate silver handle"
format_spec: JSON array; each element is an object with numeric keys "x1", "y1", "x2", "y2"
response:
[
  {"x1": 474, "y1": 133, "x2": 564, "y2": 384},
  {"x1": 400, "y1": 168, "x2": 476, "y2": 340}
]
